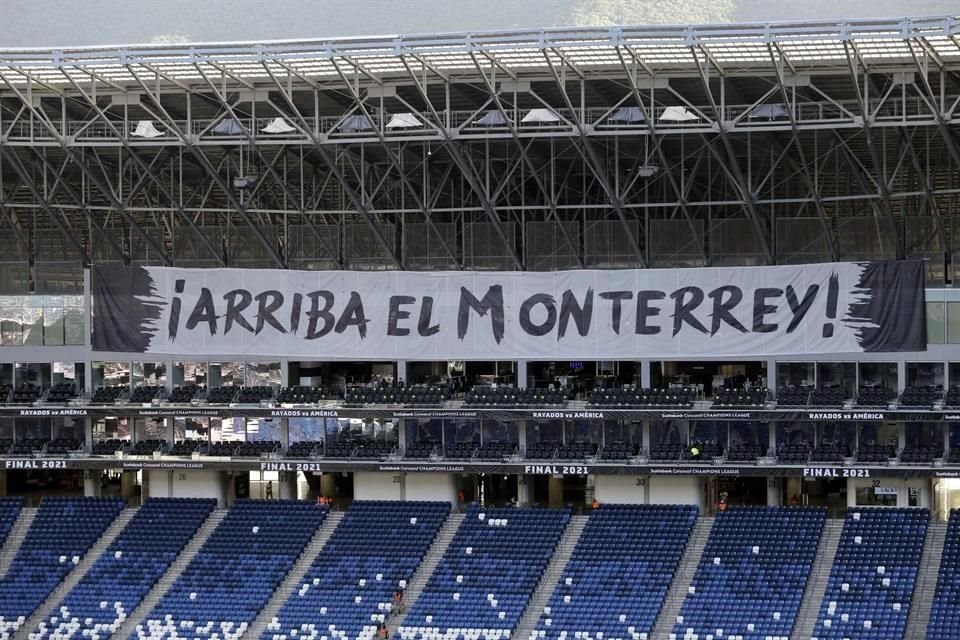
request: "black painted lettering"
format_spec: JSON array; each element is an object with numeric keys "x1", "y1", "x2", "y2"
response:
[
  {"x1": 599, "y1": 291, "x2": 632, "y2": 335},
  {"x1": 458, "y1": 286, "x2": 505, "y2": 344},
  {"x1": 254, "y1": 290, "x2": 286, "y2": 334},
  {"x1": 519, "y1": 293, "x2": 557, "y2": 337},
  {"x1": 223, "y1": 289, "x2": 255, "y2": 334},
  {"x1": 557, "y1": 288, "x2": 594, "y2": 340},
  {"x1": 670, "y1": 286, "x2": 708, "y2": 337},
  {"x1": 335, "y1": 291, "x2": 369, "y2": 338},
  {"x1": 707, "y1": 285, "x2": 747, "y2": 335},
  {"x1": 185, "y1": 287, "x2": 218, "y2": 336},
  {"x1": 636, "y1": 290, "x2": 665, "y2": 335},
  {"x1": 418, "y1": 296, "x2": 440, "y2": 337},
  {"x1": 305, "y1": 291, "x2": 336, "y2": 339},
  {"x1": 752, "y1": 288, "x2": 783, "y2": 333},
  {"x1": 785, "y1": 284, "x2": 820, "y2": 333},
  {"x1": 388, "y1": 295, "x2": 416, "y2": 337},
  {"x1": 168, "y1": 278, "x2": 185, "y2": 340},
  {"x1": 290, "y1": 293, "x2": 303, "y2": 335}
]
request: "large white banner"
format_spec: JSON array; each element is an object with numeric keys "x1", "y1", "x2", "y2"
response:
[{"x1": 91, "y1": 261, "x2": 927, "y2": 358}]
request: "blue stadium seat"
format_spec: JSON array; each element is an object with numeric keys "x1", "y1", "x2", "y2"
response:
[
  {"x1": 264, "y1": 501, "x2": 450, "y2": 640},
  {"x1": 530, "y1": 504, "x2": 697, "y2": 640},
  {"x1": 0, "y1": 497, "x2": 125, "y2": 638},
  {"x1": 0, "y1": 497, "x2": 23, "y2": 551},
  {"x1": 671, "y1": 506, "x2": 826, "y2": 640},
  {"x1": 399, "y1": 505, "x2": 570, "y2": 640},
  {"x1": 133, "y1": 500, "x2": 328, "y2": 640},
  {"x1": 812, "y1": 507, "x2": 928, "y2": 640},
  {"x1": 31, "y1": 498, "x2": 217, "y2": 640},
  {"x1": 927, "y1": 509, "x2": 960, "y2": 640}
]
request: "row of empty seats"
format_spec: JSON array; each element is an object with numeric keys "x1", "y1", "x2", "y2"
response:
[
  {"x1": 673, "y1": 506, "x2": 825, "y2": 640},
  {"x1": 346, "y1": 385, "x2": 448, "y2": 406},
  {"x1": 0, "y1": 496, "x2": 126, "y2": 637},
  {"x1": 267, "y1": 501, "x2": 450, "y2": 640},
  {"x1": 927, "y1": 509, "x2": 960, "y2": 640},
  {"x1": 465, "y1": 387, "x2": 567, "y2": 407},
  {"x1": 532, "y1": 505, "x2": 696, "y2": 640},
  {"x1": 813, "y1": 508, "x2": 928, "y2": 640},
  {"x1": 399, "y1": 505, "x2": 570, "y2": 640},
  {"x1": 589, "y1": 387, "x2": 695, "y2": 408},
  {"x1": 32, "y1": 498, "x2": 217, "y2": 640},
  {"x1": 13, "y1": 382, "x2": 960, "y2": 410},
  {"x1": 134, "y1": 500, "x2": 328, "y2": 640},
  {"x1": 0, "y1": 498, "x2": 952, "y2": 640}
]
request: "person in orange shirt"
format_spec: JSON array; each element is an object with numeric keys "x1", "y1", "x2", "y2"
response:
[{"x1": 592, "y1": 498, "x2": 600, "y2": 510}]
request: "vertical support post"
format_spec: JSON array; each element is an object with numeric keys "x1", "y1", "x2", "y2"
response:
[
  {"x1": 517, "y1": 361, "x2": 528, "y2": 389},
  {"x1": 83, "y1": 470, "x2": 101, "y2": 497},
  {"x1": 640, "y1": 361, "x2": 651, "y2": 388},
  {"x1": 766, "y1": 358, "x2": 777, "y2": 397},
  {"x1": 767, "y1": 478, "x2": 780, "y2": 506},
  {"x1": 517, "y1": 475, "x2": 532, "y2": 507}
]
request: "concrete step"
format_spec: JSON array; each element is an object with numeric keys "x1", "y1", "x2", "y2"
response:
[
  {"x1": 244, "y1": 512, "x2": 345, "y2": 640},
  {"x1": 110, "y1": 509, "x2": 227, "y2": 640},
  {"x1": 388, "y1": 513, "x2": 465, "y2": 636},
  {"x1": 512, "y1": 515, "x2": 590, "y2": 640},
  {"x1": 16, "y1": 508, "x2": 138, "y2": 640},
  {"x1": 903, "y1": 520, "x2": 948, "y2": 640},
  {"x1": 0, "y1": 507, "x2": 37, "y2": 579},
  {"x1": 791, "y1": 518, "x2": 844, "y2": 640},
  {"x1": 650, "y1": 516, "x2": 715, "y2": 640}
]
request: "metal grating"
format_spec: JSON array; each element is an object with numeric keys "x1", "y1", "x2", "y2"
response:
[
  {"x1": 524, "y1": 221, "x2": 582, "y2": 271},
  {"x1": 402, "y1": 221, "x2": 459, "y2": 270},
  {"x1": 711, "y1": 218, "x2": 766, "y2": 267},
  {"x1": 584, "y1": 219, "x2": 641, "y2": 268},
  {"x1": 648, "y1": 219, "x2": 705, "y2": 267},
  {"x1": 343, "y1": 223, "x2": 397, "y2": 270},
  {"x1": 464, "y1": 221, "x2": 518, "y2": 271},
  {"x1": 775, "y1": 218, "x2": 833, "y2": 265}
]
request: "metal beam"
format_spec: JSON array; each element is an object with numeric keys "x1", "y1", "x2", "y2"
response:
[{"x1": 690, "y1": 45, "x2": 774, "y2": 264}]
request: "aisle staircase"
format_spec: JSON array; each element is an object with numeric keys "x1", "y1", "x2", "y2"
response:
[
  {"x1": 512, "y1": 515, "x2": 590, "y2": 640},
  {"x1": 109, "y1": 509, "x2": 227, "y2": 640},
  {"x1": 16, "y1": 509, "x2": 138, "y2": 640},
  {"x1": 0, "y1": 507, "x2": 36, "y2": 579},
  {"x1": 387, "y1": 513, "x2": 465, "y2": 636},
  {"x1": 903, "y1": 519, "x2": 948, "y2": 640},
  {"x1": 650, "y1": 516, "x2": 714, "y2": 640},
  {"x1": 244, "y1": 512, "x2": 345, "y2": 640},
  {"x1": 791, "y1": 518, "x2": 844, "y2": 640}
]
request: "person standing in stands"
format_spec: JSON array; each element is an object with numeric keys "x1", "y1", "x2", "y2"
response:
[
  {"x1": 592, "y1": 498, "x2": 600, "y2": 510},
  {"x1": 265, "y1": 480, "x2": 273, "y2": 499},
  {"x1": 690, "y1": 445, "x2": 701, "y2": 460}
]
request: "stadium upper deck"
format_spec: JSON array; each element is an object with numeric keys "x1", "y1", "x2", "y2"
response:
[{"x1": 0, "y1": 16, "x2": 958, "y2": 278}]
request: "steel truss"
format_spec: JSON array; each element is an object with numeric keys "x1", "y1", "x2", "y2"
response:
[{"x1": 0, "y1": 17, "x2": 959, "y2": 278}]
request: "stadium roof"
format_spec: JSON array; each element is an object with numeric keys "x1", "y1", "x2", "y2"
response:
[
  {"x1": 0, "y1": 15, "x2": 958, "y2": 275},
  {"x1": 0, "y1": 16, "x2": 958, "y2": 89}
]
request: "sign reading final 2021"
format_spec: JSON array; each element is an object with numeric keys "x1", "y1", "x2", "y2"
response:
[{"x1": 91, "y1": 261, "x2": 926, "y2": 358}]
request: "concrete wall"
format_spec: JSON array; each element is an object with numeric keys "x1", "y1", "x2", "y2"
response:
[
  {"x1": 593, "y1": 475, "x2": 647, "y2": 504},
  {"x1": 648, "y1": 476, "x2": 702, "y2": 507},
  {"x1": 353, "y1": 471, "x2": 404, "y2": 501},
  {"x1": 148, "y1": 469, "x2": 227, "y2": 504},
  {"x1": 404, "y1": 472, "x2": 458, "y2": 505}
]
